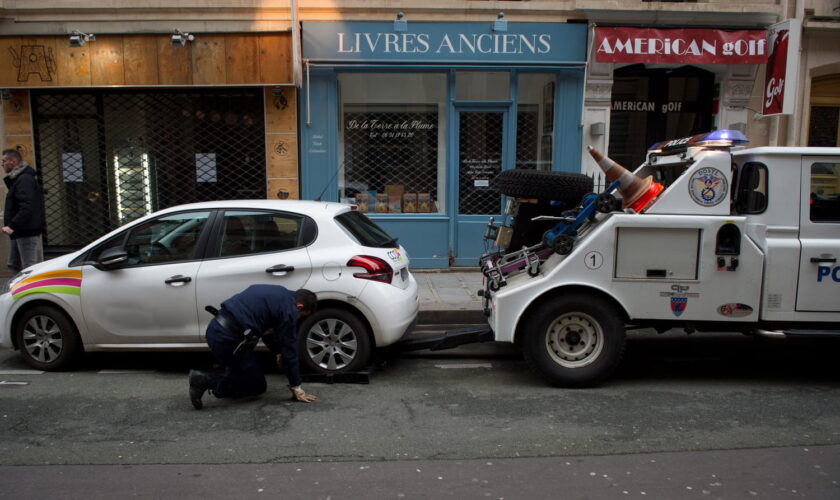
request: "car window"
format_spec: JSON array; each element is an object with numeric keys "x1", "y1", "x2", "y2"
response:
[
  {"x1": 334, "y1": 210, "x2": 397, "y2": 248},
  {"x1": 733, "y1": 162, "x2": 768, "y2": 214},
  {"x1": 810, "y1": 162, "x2": 840, "y2": 222},
  {"x1": 218, "y1": 210, "x2": 303, "y2": 257},
  {"x1": 121, "y1": 211, "x2": 211, "y2": 265}
]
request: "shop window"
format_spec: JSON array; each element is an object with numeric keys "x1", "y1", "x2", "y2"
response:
[
  {"x1": 810, "y1": 163, "x2": 840, "y2": 222},
  {"x1": 338, "y1": 73, "x2": 446, "y2": 214},
  {"x1": 516, "y1": 74, "x2": 556, "y2": 170},
  {"x1": 808, "y1": 74, "x2": 840, "y2": 147},
  {"x1": 609, "y1": 65, "x2": 713, "y2": 170},
  {"x1": 455, "y1": 71, "x2": 509, "y2": 101}
]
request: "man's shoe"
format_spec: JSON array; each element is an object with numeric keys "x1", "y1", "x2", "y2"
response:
[{"x1": 189, "y1": 370, "x2": 212, "y2": 410}]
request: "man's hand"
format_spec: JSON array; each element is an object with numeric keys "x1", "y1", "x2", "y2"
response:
[
  {"x1": 289, "y1": 385, "x2": 316, "y2": 403},
  {"x1": 2, "y1": 226, "x2": 12, "y2": 235}
]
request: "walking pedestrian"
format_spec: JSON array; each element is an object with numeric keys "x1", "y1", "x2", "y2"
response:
[{"x1": 2, "y1": 149, "x2": 45, "y2": 272}]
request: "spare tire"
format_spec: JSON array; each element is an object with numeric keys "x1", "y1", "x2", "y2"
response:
[{"x1": 494, "y1": 169, "x2": 593, "y2": 207}]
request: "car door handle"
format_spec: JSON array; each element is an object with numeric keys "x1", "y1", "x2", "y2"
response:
[
  {"x1": 266, "y1": 264, "x2": 295, "y2": 274},
  {"x1": 164, "y1": 275, "x2": 192, "y2": 285},
  {"x1": 810, "y1": 257, "x2": 837, "y2": 263}
]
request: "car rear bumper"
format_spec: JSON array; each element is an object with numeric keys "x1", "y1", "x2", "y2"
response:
[{"x1": 359, "y1": 273, "x2": 420, "y2": 347}]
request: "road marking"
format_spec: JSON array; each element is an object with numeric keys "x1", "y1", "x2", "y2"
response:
[
  {"x1": 0, "y1": 370, "x2": 44, "y2": 375},
  {"x1": 97, "y1": 370, "x2": 156, "y2": 374},
  {"x1": 434, "y1": 363, "x2": 493, "y2": 369},
  {"x1": 0, "y1": 380, "x2": 30, "y2": 386}
]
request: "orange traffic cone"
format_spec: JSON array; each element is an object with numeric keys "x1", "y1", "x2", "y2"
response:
[{"x1": 587, "y1": 146, "x2": 663, "y2": 212}]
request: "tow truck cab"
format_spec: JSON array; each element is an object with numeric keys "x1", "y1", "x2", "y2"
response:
[{"x1": 484, "y1": 131, "x2": 840, "y2": 387}]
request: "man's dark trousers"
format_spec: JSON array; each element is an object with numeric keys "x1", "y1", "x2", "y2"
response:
[{"x1": 205, "y1": 320, "x2": 267, "y2": 399}]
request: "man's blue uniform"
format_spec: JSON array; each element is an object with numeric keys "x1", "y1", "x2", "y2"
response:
[{"x1": 205, "y1": 285, "x2": 302, "y2": 399}]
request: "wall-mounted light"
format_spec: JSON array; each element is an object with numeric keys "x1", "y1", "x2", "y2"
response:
[
  {"x1": 493, "y1": 12, "x2": 508, "y2": 32},
  {"x1": 69, "y1": 30, "x2": 95, "y2": 47},
  {"x1": 171, "y1": 29, "x2": 195, "y2": 47},
  {"x1": 394, "y1": 12, "x2": 407, "y2": 32}
]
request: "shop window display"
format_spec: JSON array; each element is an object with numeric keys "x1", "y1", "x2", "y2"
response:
[{"x1": 338, "y1": 73, "x2": 446, "y2": 214}]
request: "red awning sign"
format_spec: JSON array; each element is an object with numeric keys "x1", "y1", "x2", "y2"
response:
[{"x1": 595, "y1": 27, "x2": 768, "y2": 65}]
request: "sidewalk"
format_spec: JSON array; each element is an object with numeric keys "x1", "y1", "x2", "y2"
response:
[{"x1": 414, "y1": 269, "x2": 485, "y2": 325}]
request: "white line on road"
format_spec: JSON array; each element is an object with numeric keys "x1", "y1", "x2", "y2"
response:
[
  {"x1": 0, "y1": 380, "x2": 30, "y2": 386},
  {"x1": 97, "y1": 370, "x2": 156, "y2": 374},
  {"x1": 0, "y1": 370, "x2": 44, "y2": 375},
  {"x1": 434, "y1": 363, "x2": 493, "y2": 369}
]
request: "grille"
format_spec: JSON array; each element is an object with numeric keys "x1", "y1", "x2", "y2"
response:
[{"x1": 31, "y1": 88, "x2": 266, "y2": 249}]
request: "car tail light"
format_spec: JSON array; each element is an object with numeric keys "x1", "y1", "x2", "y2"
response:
[{"x1": 347, "y1": 255, "x2": 393, "y2": 284}]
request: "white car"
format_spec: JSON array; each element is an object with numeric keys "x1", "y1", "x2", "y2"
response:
[{"x1": 0, "y1": 200, "x2": 419, "y2": 374}]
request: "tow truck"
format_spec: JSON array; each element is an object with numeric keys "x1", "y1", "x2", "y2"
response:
[{"x1": 469, "y1": 130, "x2": 840, "y2": 387}]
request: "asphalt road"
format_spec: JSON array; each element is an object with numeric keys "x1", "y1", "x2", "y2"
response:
[{"x1": 1, "y1": 331, "x2": 839, "y2": 499}]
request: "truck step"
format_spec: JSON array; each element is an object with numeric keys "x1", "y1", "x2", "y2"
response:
[{"x1": 755, "y1": 329, "x2": 840, "y2": 339}]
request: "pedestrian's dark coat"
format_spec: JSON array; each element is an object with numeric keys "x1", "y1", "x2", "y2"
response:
[{"x1": 4, "y1": 167, "x2": 45, "y2": 240}]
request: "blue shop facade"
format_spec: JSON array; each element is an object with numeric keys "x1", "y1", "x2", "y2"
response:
[{"x1": 300, "y1": 21, "x2": 588, "y2": 268}]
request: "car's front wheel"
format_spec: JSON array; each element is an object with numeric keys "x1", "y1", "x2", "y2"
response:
[
  {"x1": 15, "y1": 305, "x2": 83, "y2": 371},
  {"x1": 298, "y1": 308, "x2": 371, "y2": 374},
  {"x1": 522, "y1": 294, "x2": 625, "y2": 387}
]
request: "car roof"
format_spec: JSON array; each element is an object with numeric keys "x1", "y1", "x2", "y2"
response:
[{"x1": 154, "y1": 199, "x2": 352, "y2": 217}]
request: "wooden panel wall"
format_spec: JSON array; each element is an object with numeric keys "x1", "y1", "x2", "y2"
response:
[
  {"x1": 0, "y1": 33, "x2": 293, "y2": 87},
  {"x1": 2, "y1": 90, "x2": 35, "y2": 166},
  {"x1": 265, "y1": 87, "x2": 299, "y2": 200}
]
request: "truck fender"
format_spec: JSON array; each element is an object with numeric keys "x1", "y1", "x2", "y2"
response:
[{"x1": 511, "y1": 284, "x2": 630, "y2": 347}]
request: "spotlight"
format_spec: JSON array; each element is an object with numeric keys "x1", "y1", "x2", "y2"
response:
[
  {"x1": 69, "y1": 30, "x2": 95, "y2": 47},
  {"x1": 493, "y1": 12, "x2": 508, "y2": 32},
  {"x1": 394, "y1": 12, "x2": 407, "y2": 32},
  {"x1": 171, "y1": 29, "x2": 195, "y2": 47}
]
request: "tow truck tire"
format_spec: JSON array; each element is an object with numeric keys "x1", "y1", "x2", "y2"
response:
[
  {"x1": 494, "y1": 169, "x2": 593, "y2": 206},
  {"x1": 522, "y1": 295, "x2": 625, "y2": 387},
  {"x1": 298, "y1": 308, "x2": 371, "y2": 374},
  {"x1": 15, "y1": 305, "x2": 83, "y2": 371}
]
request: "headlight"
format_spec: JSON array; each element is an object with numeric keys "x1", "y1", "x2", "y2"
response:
[{"x1": 2, "y1": 271, "x2": 27, "y2": 295}]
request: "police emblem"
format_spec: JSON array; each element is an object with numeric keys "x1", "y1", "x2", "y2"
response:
[
  {"x1": 670, "y1": 297, "x2": 688, "y2": 317},
  {"x1": 688, "y1": 167, "x2": 728, "y2": 207}
]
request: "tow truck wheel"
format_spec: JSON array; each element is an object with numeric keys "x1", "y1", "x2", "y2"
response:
[
  {"x1": 552, "y1": 235, "x2": 574, "y2": 255},
  {"x1": 595, "y1": 193, "x2": 619, "y2": 213},
  {"x1": 522, "y1": 295, "x2": 626, "y2": 387}
]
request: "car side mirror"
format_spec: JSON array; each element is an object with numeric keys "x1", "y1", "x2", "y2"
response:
[{"x1": 96, "y1": 247, "x2": 128, "y2": 270}]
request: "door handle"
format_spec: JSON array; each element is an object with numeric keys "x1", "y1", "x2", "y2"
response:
[
  {"x1": 165, "y1": 275, "x2": 192, "y2": 284},
  {"x1": 810, "y1": 257, "x2": 837, "y2": 263},
  {"x1": 266, "y1": 264, "x2": 295, "y2": 274}
]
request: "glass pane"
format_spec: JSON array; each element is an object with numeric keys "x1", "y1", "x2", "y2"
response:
[
  {"x1": 459, "y1": 112, "x2": 503, "y2": 214},
  {"x1": 219, "y1": 210, "x2": 302, "y2": 257},
  {"x1": 338, "y1": 73, "x2": 446, "y2": 214},
  {"x1": 516, "y1": 74, "x2": 556, "y2": 170},
  {"x1": 455, "y1": 71, "x2": 509, "y2": 101},
  {"x1": 808, "y1": 106, "x2": 840, "y2": 147},
  {"x1": 335, "y1": 211, "x2": 397, "y2": 248},
  {"x1": 811, "y1": 163, "x2": 840, "y2": 222},
  {"x1": 124, "y1": 211, "x2": 210, "y2": 265}
]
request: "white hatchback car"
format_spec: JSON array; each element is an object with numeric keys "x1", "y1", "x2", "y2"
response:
[{"x1": 0, "y1": 200, "x2": 419, "y2": 373}]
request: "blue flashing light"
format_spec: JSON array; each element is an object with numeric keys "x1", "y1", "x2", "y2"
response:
[{"x1": 648, "y1": 129, "x2": 750, "y2": 153}]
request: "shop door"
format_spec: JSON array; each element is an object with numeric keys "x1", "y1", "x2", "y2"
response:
[{"x1": 453, "y1": 108, "x2": 508, "y2": 266}]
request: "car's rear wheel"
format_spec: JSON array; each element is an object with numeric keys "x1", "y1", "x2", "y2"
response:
[
  {"x1": 15, "y1": 305, "x2": 83, "y2": 371},
  {"x1": 298, "y1": 308, "x2": 371, "y2": 374}
]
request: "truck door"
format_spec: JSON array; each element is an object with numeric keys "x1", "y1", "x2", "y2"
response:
[{"x1": 796, "y1": 158, "x2": 840, "y2": 312}]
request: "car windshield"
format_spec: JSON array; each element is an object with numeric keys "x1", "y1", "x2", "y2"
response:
[{"x1": 335, "y1": 210, "x2": 397, "y2": 248}]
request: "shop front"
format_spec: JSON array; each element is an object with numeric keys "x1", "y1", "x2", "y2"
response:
[{"x1": 300, "y1": 22, "x2": 587, "y2": 268}]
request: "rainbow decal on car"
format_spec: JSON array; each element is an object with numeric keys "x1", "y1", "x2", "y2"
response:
[{"x1": 10, "y1": 269, "x2": 83, "y2": 300}]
